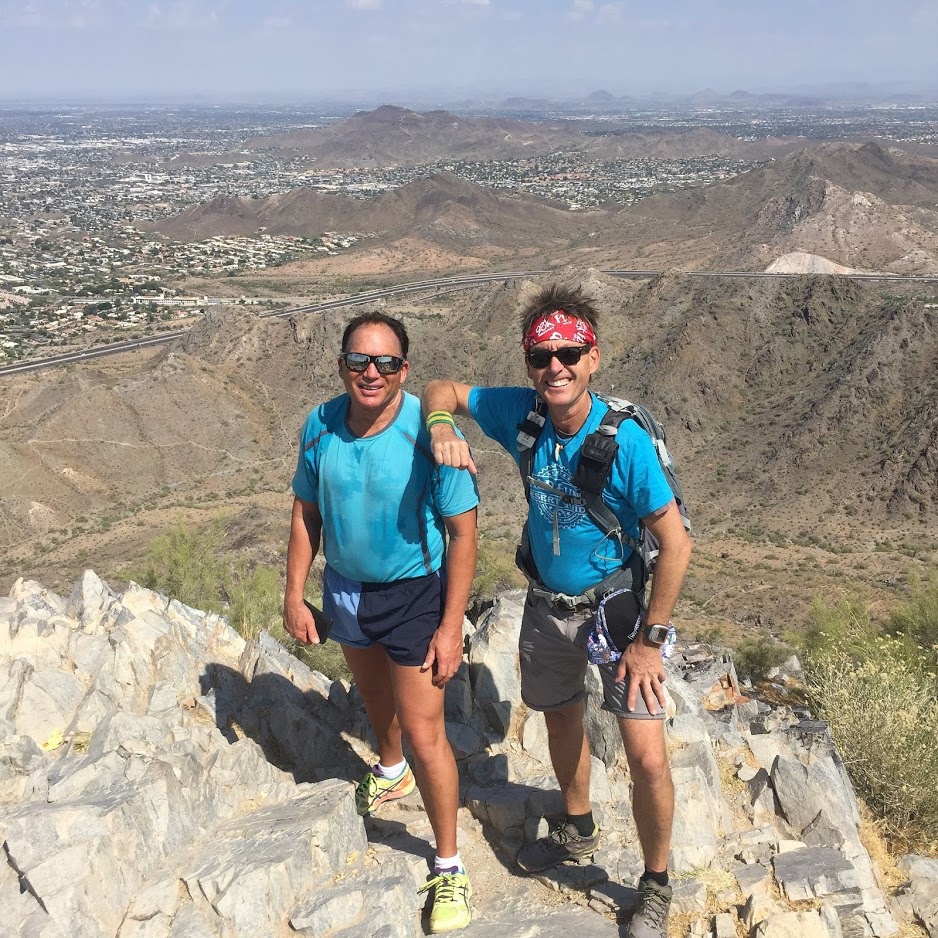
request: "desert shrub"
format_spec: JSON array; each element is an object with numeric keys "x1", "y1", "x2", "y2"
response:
[
  {"x1": 887, "y1": 570, "x2": 938, "y2": 655},
  {"x1": 472, "y1": 537, "x2": 526, "y2": 602},
  {"x1": 133, "y1": 521, "x2": 227, "y2": 616},
  {"x1": 226, "y1": 560, "x2": 282, "y2": 641},
  {"x1": 733, "y1": 635, "x2": 793, "y2": 683},
  {"x1": 132, "y1": 522, "x2": 351, "y2": 682},
  {"x1": 803, "y1": 597, "x2": 938, "y2": 847}
]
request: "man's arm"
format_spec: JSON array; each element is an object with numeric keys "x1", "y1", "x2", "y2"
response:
[
  {"x1": 614, "y1": 502, "x2": 692, "y2": 712},
  {"x1": 422, "y1": 507, "x2": 478, "y2": 687},
  {"x1": 283, "y1": 496, "x2": 325, "y2": 644},
  {"x1": 421, "y1": 380, "x2": 477, "y2": 473}
]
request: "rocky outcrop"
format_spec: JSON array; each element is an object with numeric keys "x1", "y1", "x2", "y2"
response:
[{"x1": 1, "y1": 576, "x2": 934, "y2": 937}]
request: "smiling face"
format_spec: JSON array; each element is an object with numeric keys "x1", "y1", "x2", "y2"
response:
[
  {"x1": 339, "y1": 322, "x2": 409, "y2": 430},
  {"x1": 526, "y1": 339, "x2": 600, "y2": 429}
]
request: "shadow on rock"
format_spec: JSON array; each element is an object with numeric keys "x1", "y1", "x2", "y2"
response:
[{"x1": 201, "y1": 661, "x2": 369, "y2": 785}]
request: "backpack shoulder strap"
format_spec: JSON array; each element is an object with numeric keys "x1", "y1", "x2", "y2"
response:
[
  {"x1": 516, "y1": 396, "x2": 548, "y2": 502},
  {"x1": 572, "y1": 403, "x2": 642, "y2": 554}
]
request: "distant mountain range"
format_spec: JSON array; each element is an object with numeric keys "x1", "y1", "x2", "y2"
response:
[
  {"x1": 152, "y1": 135, "x2": 938, "y2": 276},
  {"x1": 232, "y1": 104, "x2": 784, "y2": 168},
  {"x1": 494, "y1": 84, "x2": 937, "y2": 109}
]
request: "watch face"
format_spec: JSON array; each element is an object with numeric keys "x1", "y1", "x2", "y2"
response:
[{"x1": 646, "y1": 624, "x2": 670, "y2": 645}]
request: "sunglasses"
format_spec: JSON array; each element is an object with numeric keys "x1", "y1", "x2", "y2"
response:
[
  {"x1": 525, "y1": 345, "x2": 592, "y2": 369},
  {"x1": 340, "y1": 352, "x2": 405, "y2": 375}
]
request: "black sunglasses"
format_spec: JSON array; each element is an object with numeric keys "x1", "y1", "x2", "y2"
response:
[
  {"x1": 525, "y1": 345, "x2": 592, "y2": 369},
  {"x1": 340, "y1": 352, "x2": 405, "y2": 375}
]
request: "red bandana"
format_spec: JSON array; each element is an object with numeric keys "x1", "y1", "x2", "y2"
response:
[{"x1": 522, "y1": 310, "x2": 597, "y2": 351}]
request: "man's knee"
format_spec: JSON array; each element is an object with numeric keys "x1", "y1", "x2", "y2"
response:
[
  {"x1": 625, "y1": 743, "x2": 671, "y2": 785},
  {"x1": 543, "y1": 701, "x2": 585, "y2": 737}
]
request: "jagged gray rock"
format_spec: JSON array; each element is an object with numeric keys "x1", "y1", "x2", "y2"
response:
[
  {"x1": 0, "y1": 573, "x2": 907, "y2": 937},
  {"x1": 897, "y1": 855, "x2": 938, "y2": 937}
]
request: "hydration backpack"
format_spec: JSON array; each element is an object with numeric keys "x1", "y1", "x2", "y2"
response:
[{"x1": 516, "y1": 393, "x2": 691, "y2": 589}]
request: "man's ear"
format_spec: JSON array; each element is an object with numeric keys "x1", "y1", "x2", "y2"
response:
[{"x1": 588, "y1": 345, "x2": 601, "y2": 373}]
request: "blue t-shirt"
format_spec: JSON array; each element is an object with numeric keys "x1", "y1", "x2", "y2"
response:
[
  {"x1": 293, "y1": 391, "x2": 479, "y2": 583},
  {"x1": 468, "y1": 387, "x2": 673, "y2": 595}
]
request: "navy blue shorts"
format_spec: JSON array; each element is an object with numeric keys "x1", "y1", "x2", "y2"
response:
[{"x1": 322, "y1": 565, "x2": 444, "y2": 667}]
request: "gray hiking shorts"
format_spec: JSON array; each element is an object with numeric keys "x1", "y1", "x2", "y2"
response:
[{"x1": 519, "y1": 591, "x2": 665, "y2": 720}]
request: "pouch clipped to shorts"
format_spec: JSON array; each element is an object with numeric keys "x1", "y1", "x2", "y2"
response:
[{"x1": 586, "y1": 588, "x2": 676, "y2": 665}]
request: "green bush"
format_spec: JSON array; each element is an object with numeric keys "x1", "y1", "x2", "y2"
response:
[
  {"x1": 733, "y1": 635, "x2": 793, "y2": 683},
  {"x1": 472, "y1": 537, "x2": 526, "y2": 602},
  {"x1": 803, "y1": 595, "x2": 938, "y2": 847},
  {"x1": 131, "y1": 521, "x2": 351, "y2": 682},
  {"x1": 225, "y1": 560, "x2": 281, "y2": 641},
  {"x1": 132, "y1": 521, "x2": 227, "y2": 616},
  {"x1": 887, "y1": 571, "x2": 938, "y2": 655}
]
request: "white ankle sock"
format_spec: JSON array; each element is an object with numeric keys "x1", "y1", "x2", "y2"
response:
[
  {"x1": 375, "y1": 759, "x2": 407, "y2": 779},
  {"x1": 434, "y1": 852, "x2": 463, "y2": 872}
]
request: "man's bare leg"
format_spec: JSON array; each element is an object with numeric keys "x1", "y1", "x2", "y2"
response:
[
  {"x1": 343, "y1": 644, "x2": 404, "y2": 767},
  {"x1": 390, "y1": 661, "x2": 459, "y2": 857},
  {"x1": 544, "y1": 700, "x2": 592, "y2": 815},
  {"x1": 618, "y1": 717, "x2": 673, "y2": 871}
]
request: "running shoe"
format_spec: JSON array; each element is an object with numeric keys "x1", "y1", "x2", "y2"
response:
[
  {"x1": 419, "y1": 868, "x2": 471, "y2": 933},
  {"x1": 516, "y1": 818, "x2": 600, "y2": 873},
  {"x1": 627, "y1": 878, "x2": 672, "y2": 938},
  {"x1": 354, "y1": 764, "x2": 416, "y2": 817}
]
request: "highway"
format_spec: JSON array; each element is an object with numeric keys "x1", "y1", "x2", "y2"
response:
[{"x1": 3, "y1": 267, "x2": 938, "y2": 378}]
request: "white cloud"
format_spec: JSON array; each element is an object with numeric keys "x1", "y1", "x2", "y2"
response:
[
  {"x1": 459, "y1": 0, "x2": 491, "y2": 6},
  {"x1": 570, "y1": 0, "x2": 594, "y2": 20},
  {"x1": 596, "y1": 2, "x2": 625, "y2": 24},
  {"x1": 346, "y1": 0, "x2": 382, "y2": 9},
  {"x1": 140, "y1": 0, "x2": 220, "y2": 30},
  {"x1": 8, "y1": 1, "x2": 48, "y2": 27}
]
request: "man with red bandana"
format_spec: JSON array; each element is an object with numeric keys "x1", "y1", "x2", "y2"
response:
[{"x1": 422, "y1": 284, "x2": 691, "y2": 938}]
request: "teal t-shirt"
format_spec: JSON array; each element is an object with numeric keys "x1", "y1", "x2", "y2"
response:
[
  {"x1": 468, "y1": 387, "x2": 673, "y2": 595},
  {"x1": 293, "y1": 391, "x2": 479, "y2": 583}
]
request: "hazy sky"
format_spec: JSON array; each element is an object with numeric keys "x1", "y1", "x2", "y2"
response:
[{"x1": 0, "y1": 0, "x2": 935, "y2": 101}]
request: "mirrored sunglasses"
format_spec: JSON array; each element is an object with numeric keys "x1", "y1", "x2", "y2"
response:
[
  {"x1": 340, "y1": 352, "x2": 405, "y2": 375},
  {"x1": 525, "y1": 345, "x2": 592, "y2": 369}
]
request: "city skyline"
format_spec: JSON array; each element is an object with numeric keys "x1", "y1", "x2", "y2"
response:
[{"x1": 0, "y1": 0, "x2": 936, "y2": 101}]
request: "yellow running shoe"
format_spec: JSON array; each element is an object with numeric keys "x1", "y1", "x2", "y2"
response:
[
  {"x1": 354, "y1": 764, "x2": 416, "y2": 817},
  {"x1": 418, "y1": 868, "x2": 472, "y2": 933}
]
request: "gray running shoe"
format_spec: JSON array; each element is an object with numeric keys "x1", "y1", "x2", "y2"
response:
[
  {"x1": 516, "y1": 819, "x2": 600, "y2": 873},
  {"x1": 627, "y1": 878, "x2": 672, "y2": 938}
]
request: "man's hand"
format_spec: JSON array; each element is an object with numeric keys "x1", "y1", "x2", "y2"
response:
[
  {"x1": 429, "y1": 423, "x2": 476, "y2": 474},
  {"x1": 283, "y1": 598, "x2": 322, "y2": 645},
  {"x1": 615, "y1": 636, "x2": 666, "y2": 714},
  {"x1": 421, "y1": 624, "x2": 464, "y2": 687}
]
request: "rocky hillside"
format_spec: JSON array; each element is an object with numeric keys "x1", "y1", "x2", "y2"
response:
[
  {"x1": 600, "y1": 142, "x2": 938, "y2": 272},
  {"x1": 3, "y1": 574, "x2": 937, "y2": 936},
  {"x1": 151, "y1": 172, "x2": 595, "y2": 249},
  {"x1": 1, "y1": 272, "x2": 936, "y2": 606}
]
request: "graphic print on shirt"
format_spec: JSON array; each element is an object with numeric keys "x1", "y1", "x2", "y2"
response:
[{"x1": 530, "y1": 462, "x2": 585, "y2": 529}]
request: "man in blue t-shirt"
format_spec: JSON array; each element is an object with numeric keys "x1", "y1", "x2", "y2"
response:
[
  {"x1": 284, "y1": 311, "x2": 478, "y2": 934},
  {"x1": 422, "y1": 285, "x2": 691, "y2": 938}
]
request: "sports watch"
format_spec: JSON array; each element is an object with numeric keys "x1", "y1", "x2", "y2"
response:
[{"x1": 644, "y1": 622, "x2": 672, "y2": 646}]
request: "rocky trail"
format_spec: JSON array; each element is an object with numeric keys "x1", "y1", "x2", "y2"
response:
[{"x1": 1, "y1": 574, "x2": 937, "y2": 937}]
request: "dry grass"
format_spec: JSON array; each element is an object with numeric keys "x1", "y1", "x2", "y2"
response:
[
  {"x1": 806, "y1": 621, "x2": 938, "y2": 849},
  {"x1": 857, "y1": 801, "x2": 933, "y2": 938}
]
